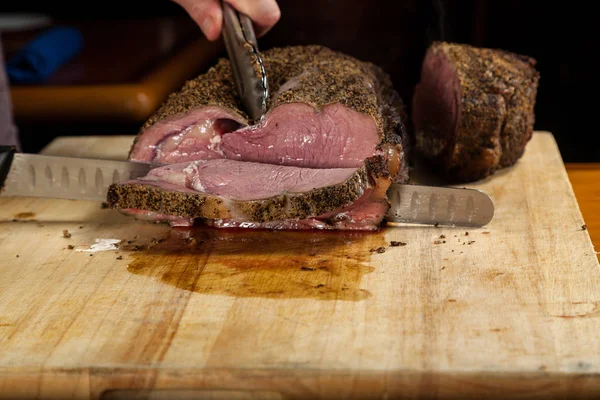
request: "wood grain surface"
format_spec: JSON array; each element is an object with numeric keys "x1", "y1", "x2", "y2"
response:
[{"x1": 0, "y1": 132, "x2": 598, "y2": 400}]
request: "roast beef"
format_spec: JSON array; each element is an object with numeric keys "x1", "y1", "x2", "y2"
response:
[
  {"x1": 108, "y1": 156, "x2": 391, "y2": 231},
  {"x1": 109, "y1": 45, "x2": 409, "y2": 230},
  {"x1": 128, "y1": 45, "x2": 409, "y2": 179},
  {"x1": 411, "y1": 41, "x2": 539, "y2": 182}
]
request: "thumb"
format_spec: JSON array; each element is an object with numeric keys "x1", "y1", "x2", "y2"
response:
[{"x1": 172, "y1": 0, "x2": 223, "y2": 41}]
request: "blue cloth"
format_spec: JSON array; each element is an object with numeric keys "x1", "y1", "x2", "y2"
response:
[{"x1": 6, "y1": 26, "x2": 84, "y2": 84}]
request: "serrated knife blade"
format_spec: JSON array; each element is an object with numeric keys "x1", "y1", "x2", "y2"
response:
[
  {"x1": 0, "y1": 147, "x2": 494, "y2": 227},
  {"x1": 0, "y1": 150, "x2": 158, "y2": 202},
  {"x1": 385, "y1": 183, "x2": 494, "y2": 227}
]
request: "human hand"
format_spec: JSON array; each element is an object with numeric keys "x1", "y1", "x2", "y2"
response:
[{"x1": 173, "y1": 0, "x2": 281, "y2": 41}]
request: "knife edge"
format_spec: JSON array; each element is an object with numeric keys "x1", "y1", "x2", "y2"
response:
[
  {"x1": 385, "y1": 183, "x2": 494, "y2": 227},
  {"x1": 1, "y1": 153, "x2": 157, "y2": 202},
  {"x1": 1, "y1": 150, "x2": 495, "y2": 228}
]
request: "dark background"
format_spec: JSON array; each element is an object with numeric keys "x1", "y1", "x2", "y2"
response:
[{"x1": 1, "y1": 1, "x2": 581, "y2": 161}]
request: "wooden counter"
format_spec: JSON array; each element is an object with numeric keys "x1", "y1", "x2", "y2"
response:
[{"x1": 566, "y1": 163, "x2": 600, "y2": 256}]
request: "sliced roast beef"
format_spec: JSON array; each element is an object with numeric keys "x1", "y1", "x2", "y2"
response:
[
  {"x1": 107, "y1": 156, "x2": 391, "y2": 230},
  {"x1": 128, "y1": 45, "x2": 409, "y2": 181},
  {"x1": 113, "y1": 45, "x2": 409, "y2": 230},
  {"x1": 411, "y1": 41, "x2": 539, "y2": 183}
]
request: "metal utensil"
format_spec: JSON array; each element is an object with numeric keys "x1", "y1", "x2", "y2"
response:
[
  {"x1": 386, "y1": 183, "x2": 494, "y2": 227},
  {"x1": 221, "y1": 1, "x2": 268, "y2": 122},
  {"x1": 0, "y1": 147, "x2": 494, "y2": 227},
  {"x1": 0, "y1": 146, "x2": 159, "y2": 202}
]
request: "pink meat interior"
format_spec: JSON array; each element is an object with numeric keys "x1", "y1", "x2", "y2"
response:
[
  {"x1": 124, "y1": 97, "x2": 391, "y2": 230},
  {"x1": 130, "y1": 106, "x2": 244, "y2": 164},
  {"x1": 136, "y1": 159, "x2": 359, "y2": 201},
  {"x1": 130, "y1": 103, "x2": 381, "y2": 169},
  {"x1": 411, "y1": 49, "x2": 461, "y2": 150}
]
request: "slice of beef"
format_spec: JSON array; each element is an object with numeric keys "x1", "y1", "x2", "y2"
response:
[
  {"x1": 207, "y1": 185, "x2": 390, "y2": 231},
  {"x1": 107, "y1": 156, "x2": 391, "y2": 230},
  {"x1": 128, "y1": 45, "x2": 409, "y2": 182},
  {"x1": 411, "y1": 41, "x2": 540, "y2": 183}
]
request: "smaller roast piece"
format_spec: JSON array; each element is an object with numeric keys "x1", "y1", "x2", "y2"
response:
[
  {"x1": 107, "y1": 156, "x2": 391, "y2": 231},
  {"x1": 412, "y1": 41, "x2": 540, "y2": 182}
]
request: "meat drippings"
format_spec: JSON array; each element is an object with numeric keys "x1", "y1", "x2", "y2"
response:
[{"x1": 124, "y1": 226, "x2": 391, "y2": 300}]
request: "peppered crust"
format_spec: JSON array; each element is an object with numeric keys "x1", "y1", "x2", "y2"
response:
[
  {"x1": 136, "y1": 45, "x2": 407, "y2": 150},
  {"x1": 415, "y1": 41, "x2": 539, "y2": 182}
]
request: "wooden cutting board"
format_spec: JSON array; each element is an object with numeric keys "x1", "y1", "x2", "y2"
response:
[{"x1": 0, "y1": 132, "x2": 598, "y2": 400}]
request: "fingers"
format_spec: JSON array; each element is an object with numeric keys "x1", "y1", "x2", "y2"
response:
[
  {"x1": 173, "y1": 0, "x2": 281, "y2": 41},
  {"x1": 224, "y1": 0, "x2": 281, "y2": 37},
  {"x1": 172, "y1": 0, "x2": 223, "y2": 41}
]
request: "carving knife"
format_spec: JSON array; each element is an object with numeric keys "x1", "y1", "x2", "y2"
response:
[
  {"x1": 0, "y1": 146, "x2": 159, "y2": 203},
  {"x1": 221, "y1": 0, "x2": 269, "y2": 123},
  {"x1": 0, "y1": 146, "x2": 494, "y2": 227}
]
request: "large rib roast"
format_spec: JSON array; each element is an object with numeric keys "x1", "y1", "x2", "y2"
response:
[{"x1": 108, "y1": 45, "x2": 410, "y2": 230}]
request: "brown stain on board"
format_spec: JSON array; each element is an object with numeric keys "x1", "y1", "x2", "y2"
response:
[
  {"x1": 125, "y1": 227, "x2": 388, "y2": 301},
  {"x1": 553, "y1": 301, "x2": 600, "y2": 319},
  {"x1": 13, "y1": 212, "x2": 35, "y2": 219}
]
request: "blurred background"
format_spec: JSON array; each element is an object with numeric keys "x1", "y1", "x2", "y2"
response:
[{"x1": 1, "y1": 1, "x2": 577, "y2": 161}]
